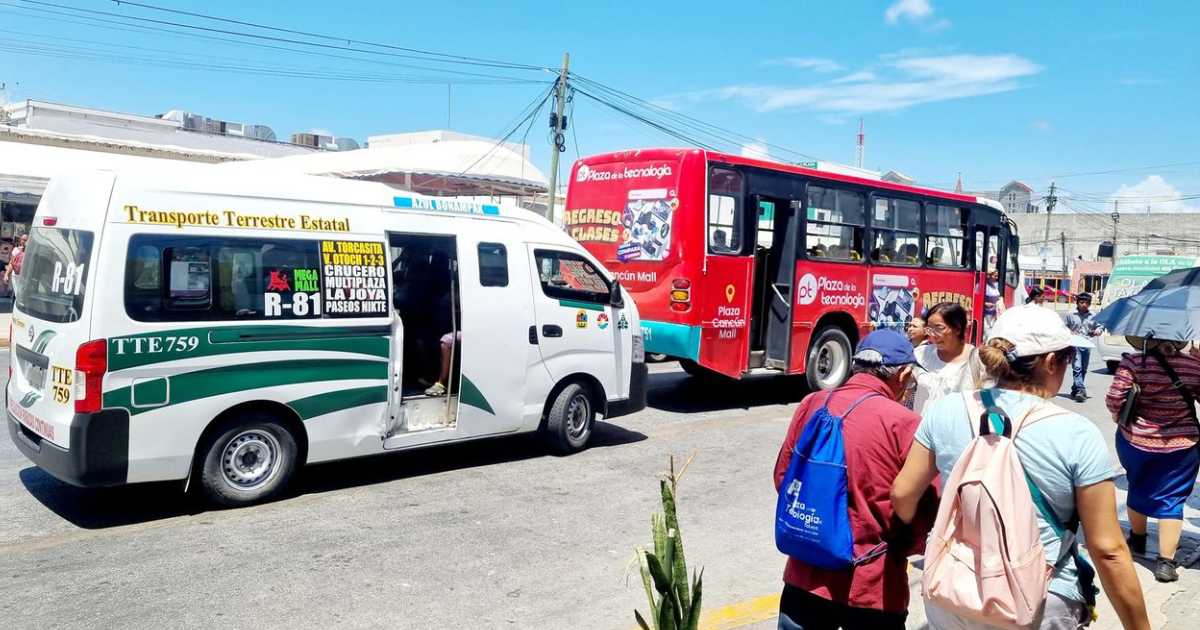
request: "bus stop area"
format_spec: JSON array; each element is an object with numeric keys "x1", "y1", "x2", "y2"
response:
[{"x1": 1, "y1": 355, "x2": 1196, "y2": 630}]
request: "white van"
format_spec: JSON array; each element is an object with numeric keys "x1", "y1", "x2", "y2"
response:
[{"x1": 7, "y1": 167, "x2": 646, "y2": 506}]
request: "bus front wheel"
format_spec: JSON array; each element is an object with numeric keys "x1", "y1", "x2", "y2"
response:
[
  {"x1": 805, "y1": 327, "x2": 852, "y2": 391},
  {"x1": 198, "y1": 414, "x2": 299, "y2": 507}
]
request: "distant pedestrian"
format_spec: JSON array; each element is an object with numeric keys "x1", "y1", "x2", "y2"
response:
[
  {"x1": 4, "y1": 233, "x2": 27, "y2": 294},
  {"x1": 983, "y1": 270, "x2": 1004, "y2": 333},
  {"x1": 773, "y1": 330, "x2": 934, "y2": 630},
  {"x1": 892, "y1": 305, "x2": 1150, "y2": 630},
  {"x1": 911, "y1": 302, "x2": 984, "y2": 413},
  {"x1": 1105, "y1": 337, "x2": 1200, "y2": 583},
  {"x1": 1062, "y1": 293, "x2": 1103, "y2": 402},
  {"x1": 906, "y1": 316, "x2": 927, "y2": 347},
  {"x1": 1027, "y1": 286, "x2": 1046, "y2": 305}
]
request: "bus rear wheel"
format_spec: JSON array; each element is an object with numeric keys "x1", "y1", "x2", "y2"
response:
[
  {"x1": 806, "y1": 326, "x2": 852, "y2": 391},
  {"x1": 198, "y1": 414, "x2": 299, "y2": 507}
]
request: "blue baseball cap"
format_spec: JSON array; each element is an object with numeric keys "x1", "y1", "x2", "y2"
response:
[{"x1": 855, "y1": 329, "x2": 917, "y2": 366}]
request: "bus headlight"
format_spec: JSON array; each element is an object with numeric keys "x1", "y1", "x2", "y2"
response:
[{"x1": 632, "y1": 334, "x2": 645, "y2": 363}]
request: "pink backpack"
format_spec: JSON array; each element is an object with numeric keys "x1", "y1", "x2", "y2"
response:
[{"x1": 922, "y1": 391, "x2": 1069, "y2": 629}]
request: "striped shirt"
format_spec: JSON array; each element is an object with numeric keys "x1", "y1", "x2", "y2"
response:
[{"x1": 1105, "y1": 352, "x2": 1200, "y2": 452}]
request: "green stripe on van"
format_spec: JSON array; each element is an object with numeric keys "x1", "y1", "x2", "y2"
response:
[
  {"x1": 459, "y1": 375, "x2": 494, "y2": 415},
  {"x1": 104, "y1": 358, "x2": 387, "y2": 416},
  {"x1": 557, "y1": 299, "x2": 604, "y2": 312},
  {"x1": 107, "y1": 326, "x2": 389, "y2": 372},
  {"x1": 287, "y1": 385, "x2": 388, "y2": 421}
]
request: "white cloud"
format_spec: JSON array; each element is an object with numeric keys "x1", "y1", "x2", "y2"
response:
[
  {"x1": 831, "y1": 71, "x2": 877, "y2": 84},
  {"x1": 1033, "y1": 120, "x2": 1052, "y2": 132},
  {"x1": 886, "y1": 0, "x2": 933, "y2": 24},
  {"x1": 664, "y1": 52, "x2": 1041, "y2": 115},
  {"x1": 1110, "y1": 175, "x2": 1199, "y2": 213},
  {"x1": 740, "y1": 142, "x2": 771, "y2": 160},
  {"x1": 765, "y1": 57, "x2": 843, "y2": 73}
]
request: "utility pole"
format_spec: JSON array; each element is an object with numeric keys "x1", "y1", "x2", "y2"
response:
[
  {"x1": 855, "y1": 118, "x2": 865, "y2": 168},
  {"x1": 545, "y1": 52, "x2": 570, "y2": 226},
  {"x1": 1111, "y1": 200, "x2": 1120, "y2": 264},
  {"x1": 1060, "y1": 231, "x2": 1067, "y2": 273},
  {"x1": 1042, "y1": 181, "x2": 1057, "y2": 272}
]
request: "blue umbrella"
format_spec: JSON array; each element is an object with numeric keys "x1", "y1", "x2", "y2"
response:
[{"x1": 1093, "y1": 266, "x2": 1200, "y2": 341}]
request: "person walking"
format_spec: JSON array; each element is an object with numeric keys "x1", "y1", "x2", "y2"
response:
[
  {"x1": 892, "y1": 306, "x2": 1150, "y2": 630},
  {"x1": 1062, "y1": 293, "x2": 1103, "y2": 402},
  {"x1": 911, "y1": 302, "x2": 984, "y2": 413},
  {"x1": 983, "y1": 270, "x2": 1005, "y2": 334},
  {"x1": 1105, "y1": 337, "x2": 1200, "y2": 583},
  {"x1": 773, "y1": 330, "x2": 935, "y2": 630}
]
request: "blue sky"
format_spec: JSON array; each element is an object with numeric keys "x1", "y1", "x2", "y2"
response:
[{"x1": 3, "y1": 0, "x2": 1198, "y2": 210}]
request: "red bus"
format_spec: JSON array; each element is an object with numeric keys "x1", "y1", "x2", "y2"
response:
[{"x1": 564, "y1": 148, "x2": 1019, "y2": 389}]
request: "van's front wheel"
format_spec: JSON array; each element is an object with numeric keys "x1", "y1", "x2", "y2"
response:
[
  {"x1": 199, "y1": 415, "x2": 298, "y2": 507},
  {"x1": 544, "y1": 383, "x2": 594, "y2": 455}
]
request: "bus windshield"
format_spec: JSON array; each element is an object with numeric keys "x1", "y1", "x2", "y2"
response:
[{"x1": 15, "y1": 227, "x2": 94, "y2": 323}]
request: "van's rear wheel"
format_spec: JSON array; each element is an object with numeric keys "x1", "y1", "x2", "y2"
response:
[
  {"x1": 199, "y1": 415, "x2": 298, "y2": 507},
  {"x1": 544, "y1": 383, "x2": 594, "y2": 455},
  {"x1": 806, "y1": 326, "x2": 852, "y2": 391}
]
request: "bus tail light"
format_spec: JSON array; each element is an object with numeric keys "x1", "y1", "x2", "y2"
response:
[
  {"x1": 74, "y1": 339, "x2": 107, "y2": 414},
  {"x1": 670, "y1": 278, "x2": 691, "y2": 311}
]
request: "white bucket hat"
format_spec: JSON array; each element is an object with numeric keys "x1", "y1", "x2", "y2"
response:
[{"x1": 987, "y1": 304, "x2": 1095, "y2": 357}]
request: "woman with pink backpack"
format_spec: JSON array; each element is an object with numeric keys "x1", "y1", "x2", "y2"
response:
[{"x1": 891, "y1": 306, "x2": 1149, "y2": 630}]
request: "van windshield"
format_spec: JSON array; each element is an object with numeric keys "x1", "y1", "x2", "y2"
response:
[{"x1": 15, "y1": 227, "x2": 94, "y2": 323}]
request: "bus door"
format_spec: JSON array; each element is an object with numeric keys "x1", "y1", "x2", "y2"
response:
[
  {"x1": 746, "y1": 173, "x2": 804, "y2": 371},
  {"x1": 700, "y1": 166, "x2": 754, "y2": 377},
  {"x1": 971, "y1": 213, "x2": 1007, "y2": 342}
]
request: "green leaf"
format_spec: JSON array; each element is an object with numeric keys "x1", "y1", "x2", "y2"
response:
[
  {"x1": 645, "y1": 552, "x2": 673, "y2": 595},
  {"x1": 657, "y1": 594, "x2": 677, "y2": 630},
  {"x1": 662, "y1": 480, "x2": 690, "y2": 610},
  {"x1": 637, "y1": 548, "x2": 659, "y2": 625},
  {"x1": 684, "y1": 569, "x2": 703, "y2": 630},
  {"x1": 652, "y1": 514, "x2": 667, "y2": 561},
  {"x1": 634, "y1": 609, "x2": 652, "y2": 630}
]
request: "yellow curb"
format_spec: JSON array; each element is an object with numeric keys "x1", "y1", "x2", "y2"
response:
[{"x1": 698, "y1": 594, "x2": 781, "y2": 630}]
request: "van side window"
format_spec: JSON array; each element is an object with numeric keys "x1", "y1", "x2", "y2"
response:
[
  {"x1": 534, "y1": 249, "x2": 610, "y2": 304},
  {"x1": 125, "y1": 235, "x2": 332, "y2": 322},
  {"x1": 477, "y1": 243, "x2": 508, "y2": 287}
]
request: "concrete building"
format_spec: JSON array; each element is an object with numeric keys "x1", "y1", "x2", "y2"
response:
[
  {"x1": 1012, "y1": 210, "x2": 1200, "y2": 270},
  {"x1": 970, "y1": 180, "x2": 1041, "y2": 214}
]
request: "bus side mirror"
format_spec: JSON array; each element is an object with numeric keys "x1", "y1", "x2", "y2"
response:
[{"x1": 610, "y1": 285, "x2": 625, "y2": 308}]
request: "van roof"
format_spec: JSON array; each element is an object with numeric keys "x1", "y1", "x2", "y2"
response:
[{"x1": 71, "y1": 162, "x2": 557, "y2": 229}]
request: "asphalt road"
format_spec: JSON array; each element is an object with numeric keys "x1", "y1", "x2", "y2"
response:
[{"x1": 1, "y1": 355, "x2": 1197, "y2": 630}]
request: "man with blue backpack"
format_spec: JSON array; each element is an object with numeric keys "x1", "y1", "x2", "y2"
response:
[{"x1": 773, "y1": 329, "x2": 936, "y2": 630}]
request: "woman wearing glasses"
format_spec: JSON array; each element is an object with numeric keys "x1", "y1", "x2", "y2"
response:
[{"x1": 912, "y1": 302, "x2": 986, "y2": 413}]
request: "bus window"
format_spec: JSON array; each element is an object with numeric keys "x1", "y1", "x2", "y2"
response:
[
  {"x1": 805, "y1": 185, "x2": 865, "y2": 261},
  {"x1": 756, "y1": 199, "x2": 775, "y2": 248},
  {"x1": 708, "y1": 167, "x2": 743, "y2": 255},
  {"x1": 925, "y1": 205, "x2": 967, "y2": 268},
  {"x1": 870, "y1": 197, "x2": 921, "y2": 265}
]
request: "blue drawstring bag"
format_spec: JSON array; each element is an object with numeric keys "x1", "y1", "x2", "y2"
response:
[{"x1": 775, "y1": 392, "x2": 878, "y2": 570}]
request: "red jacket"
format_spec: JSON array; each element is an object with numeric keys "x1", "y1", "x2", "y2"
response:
[{"x1": 773, "y1": 373, "x2": 934, "y2": 613}]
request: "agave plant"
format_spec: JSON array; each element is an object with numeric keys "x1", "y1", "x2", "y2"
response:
[{"x1": 634, "y1": 455, "x2": 703, "y2": 630}]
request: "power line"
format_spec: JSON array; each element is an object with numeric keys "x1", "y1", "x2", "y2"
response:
[
  {"x1": 106, "y1": 0, "x2": 550, "y2": 71},
  {"x1": 12, "y1": 0, "x2": 550, "y2": 75},
  {"x1": 571, "y1": 73, "x2": 824, "y2": 162}
]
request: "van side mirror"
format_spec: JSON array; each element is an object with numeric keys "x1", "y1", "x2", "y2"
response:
[{"x1": 609, "y1": 285, "x2": 625, "y2": 308}]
